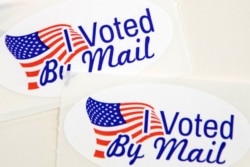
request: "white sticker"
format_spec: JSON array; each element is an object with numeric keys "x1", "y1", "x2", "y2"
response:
[
  {"x1": 0, "y1": 0, "x2": 173, "y2": 97},
  {"x1": 64, "y1": 83, "x2": 250, "y2": 167}
]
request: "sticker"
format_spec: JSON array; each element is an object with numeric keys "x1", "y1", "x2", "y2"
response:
[
  {"x1": 0, "y1": 0, "x2": 172, "y2": 97},
  {"x1": 64, "y1": 83, "x2": 250, "y2": 167}
]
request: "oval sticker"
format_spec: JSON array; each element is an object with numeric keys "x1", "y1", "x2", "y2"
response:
[
  {"x1": 0, "y1": 0, "x2": 172, "y2": 97},
  {"x1": 64, "y1": 83, "x2": 250, "y2": 167}
]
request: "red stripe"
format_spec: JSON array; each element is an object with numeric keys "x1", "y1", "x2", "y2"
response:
[
  {"x1": 122, "y1": 111, "x2": 142, "y2": 117},
  {"x1": 39, "y1": 28, "x2": 61, "y2": 39},
  {"x1": 136, "y1": 131, "x2": 164, "y2": 144},
  {"x1": 94, "y1": 122, "x2": 143, "y2": 136},
  {"x1": 94, "y1": 150, "x2": 105, "y2": 158},
  {"x1": 151, "y1": 125, "x2": 163, "y2": 130},
  {"x1": 151, "y1": 120, "x2": 161, "y2": 124},
  {"x1": 28, "y1": 82, "x2": 39, "y2": 90},
  {"x1": 131, "y1": 129, "x2": 142, "y2": 139},
  {"x1": 41, "y1": 32, "x2": 61, "y2": 44},
  {"x1": 71, "y1": 33, "x2": 81, "y2": 36},
  {"x1": 57, "y1": 50, "x2": 67, "y2": 61},
  {"x1": 121, "y1": 107, "x2": 145, "y2": 111},
  {"x1": 39, "y1": 24, "x2": 71, "y2": 33},
  {"x1": 73, "y1": 41, "x2": 86, "y2": 47},
  {"x1": 121, "y1": 102, "x2": 154, "y2": 109},
  {"x1": 72, "y1": 36, "x2": 84, "y2": 40},
  {"x1": 46, "y1": 37, "x2": 64, "y2": 48},
  {"x1": 126, "y1": 116, "x2": 143, "y2": 123},
  {"x1": 96, "y1": 138, "x2": 110, "y2": 146},
  {"x1": 25, "y1": 70, "x2": 40, "y2": 77},
  {"x1": 64, "y1": 45, "x2": 88, "y2": 64}
]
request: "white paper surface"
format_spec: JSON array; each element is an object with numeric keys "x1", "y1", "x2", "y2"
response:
[
  {"x1": 0, "y1": 109, "x2": 58, "y2": 167},
  {"x1": 0, "y1": 85, "x2": 59, "y2": 122},
  {"x1": 0, "y1": 0, "x2": 64, "y2": 32},
  {"x1": 177, "y1": 0, "x2": 250, "y2": 82}
]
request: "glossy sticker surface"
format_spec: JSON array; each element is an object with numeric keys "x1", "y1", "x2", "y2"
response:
[
  {"x1": 0, "y1": 0, "x2": 172, "y2": 97},
  {"x1": 64, "y1": 83, "x2": 250, "y2": 167}
]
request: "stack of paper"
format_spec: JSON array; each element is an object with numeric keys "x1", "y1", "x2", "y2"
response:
[{"x1": 0, "y1": 0, "x2": 249, "y2": 167}]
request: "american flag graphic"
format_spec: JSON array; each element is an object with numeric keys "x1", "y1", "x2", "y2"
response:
[
  {"x1": 86, "y1": 97, "x2": 164, "y2": 158},
  {"x1": 5, "y1": 24, "x2": 89, "y2": 90}
]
